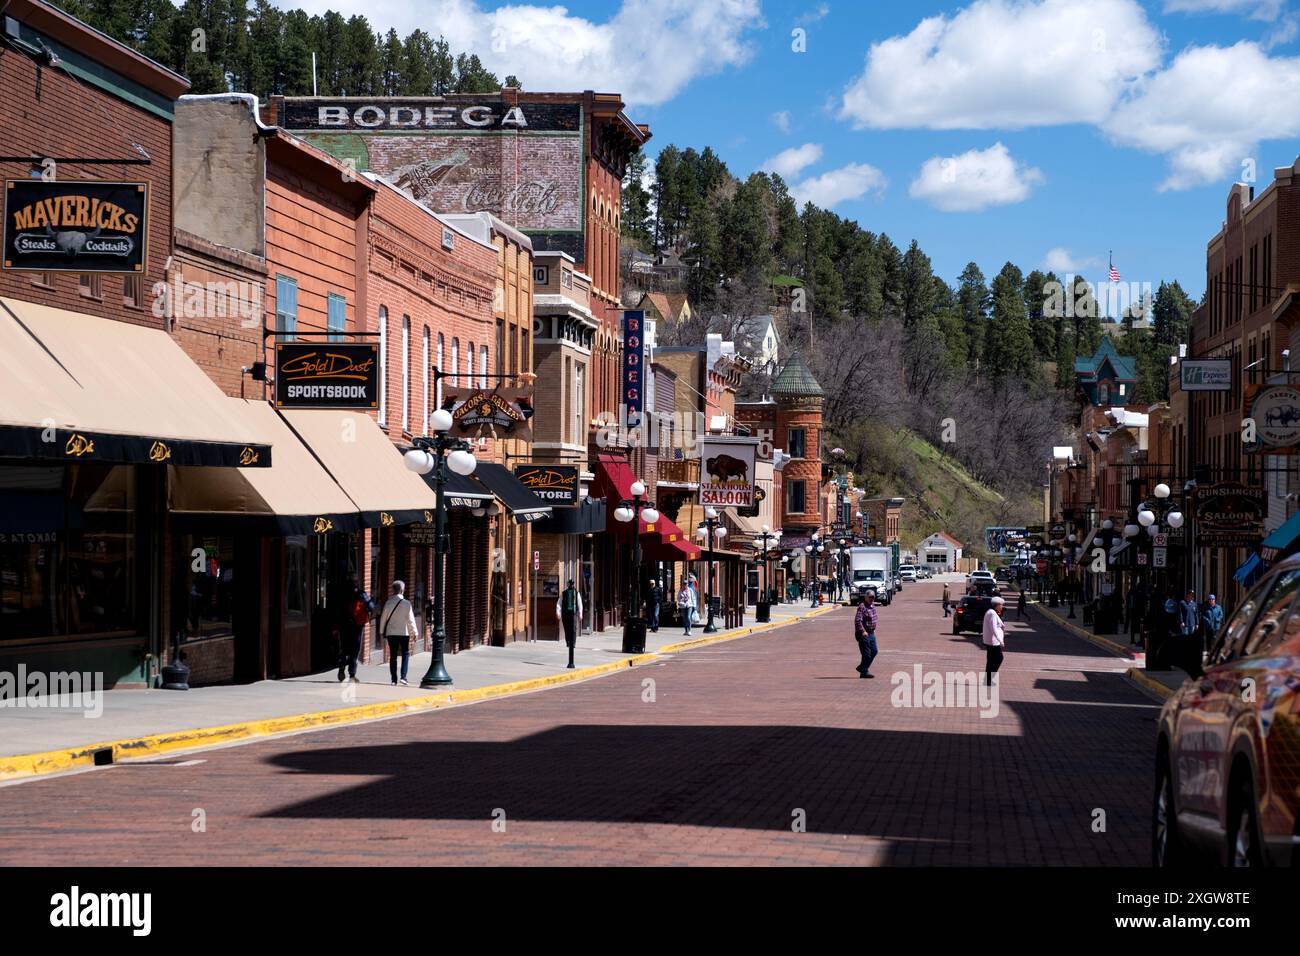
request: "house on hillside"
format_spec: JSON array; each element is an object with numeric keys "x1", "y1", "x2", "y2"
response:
[{"x1": 1074, "y1": 336, "x2": 1137, "y2": 407}]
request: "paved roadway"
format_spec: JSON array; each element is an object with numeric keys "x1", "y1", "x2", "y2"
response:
[{"x1": 0, "y1": 580, "x2": 1160, "y2": 865}]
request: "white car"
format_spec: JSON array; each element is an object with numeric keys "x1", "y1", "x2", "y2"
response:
[{"x1": 898, "y1": 565, "x2": 917, "y2": 582}]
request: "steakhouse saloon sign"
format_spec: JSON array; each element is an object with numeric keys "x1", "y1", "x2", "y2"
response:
[
  {"x1": 275, "y1": 343, "x2": 379, "y2": 408},
  {"x1": 3, "y1": 180, "x2": 148, "y2": 274}
]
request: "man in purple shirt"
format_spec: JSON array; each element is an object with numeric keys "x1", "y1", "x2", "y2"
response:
[{"x1": 855, "y1": 590, "x2": 879, "y2": 679}]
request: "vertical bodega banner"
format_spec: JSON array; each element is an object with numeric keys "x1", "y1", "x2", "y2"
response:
[
  {"x1": 275, "y1": 342, "x2": 379, "y2": 408},
  {"x1": 622, "y1": 309, "x2": 645, "y2": 427},
  {"x1": 697, "y1": 436, "x2": 759, "y2": 509},
  {"x1": 3, "y1": 180, "x2": 148, "y2": 273}
]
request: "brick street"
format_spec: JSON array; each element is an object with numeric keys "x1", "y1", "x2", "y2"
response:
[{"x1": 0, "y1": 581, "x2": 1159, "y2": 866}]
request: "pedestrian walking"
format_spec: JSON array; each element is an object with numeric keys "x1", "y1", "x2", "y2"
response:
[
  {"x1": 1200, "y1": 593, "x2": 1223, "y2": 655},
  {"x1": 648, "y1": 580, "x2": 662, "y2": 633},
  {"x1": 1016, "y1": 588, "x2": 1028, "y2": 621},
  {"x1": 1177, "y1": 589, "x2": 1202, "y2": 675},
  {"x1": 854, "y1": 589, "x2": 879, "y2": 678},
  {"x1": 678, "y1": 580, "x2": 697, "y2": 636},
  {"x1": 982, "y1": 595, "x2": 1006, "y2": 687},
  {"x1": 378, "y1": 580, "x2": 419, "y2": 685},
  {"x1": 555, "y1": 579, "x2": 583, "y2": 669},
  {"x1": 334, "y1": 576, "x2": 372, "y2": 683},
  {"x1": 942, "y1": 582, "x2": 952, "y2": 618}
]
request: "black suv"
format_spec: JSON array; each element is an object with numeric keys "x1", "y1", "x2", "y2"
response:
[{"x1": 952, "y1": 595, "x2": 993, "y2": 634}]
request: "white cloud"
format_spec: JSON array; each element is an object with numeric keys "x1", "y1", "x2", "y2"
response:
[
  {"x1": 761, "y1": 143, "x2": 824, "y2": 179},
  {"x1": 908, "y1": 143, "x2": 1043, "y2": 211},
  {"x1": 283, "y1": 0, "x2": 764, "y2": 107},
  {"x1": 839, "y1": 0, "x2": 1163, "y2": 130},
  {"x1": 771, "y1": 110, "x2": 792, "y2": 133},
  {"x1": 1042, "y1": 247, "x2": 1100, "y2": 272},
  {"x1": 797, "y1": 3, "x2": 831, "y2": 23},
  {"x1": 1103, "y1": 41, "x2": 1300, "y2": 190},
  {"x1": 790, "y1": 163, "x2": 887, "y2": 208},
  {"x1": 1163, "y1": 0, "x2": 1285, "y2": 20}
]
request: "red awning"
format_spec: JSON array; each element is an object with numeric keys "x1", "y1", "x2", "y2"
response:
[{"x1": 594, "y1": 452, "x2": 699, "y2": 558}]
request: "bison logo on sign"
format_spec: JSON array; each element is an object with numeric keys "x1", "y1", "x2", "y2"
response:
[{"x1": 705, "y1": 454, "x2": 749, "y2": 483}]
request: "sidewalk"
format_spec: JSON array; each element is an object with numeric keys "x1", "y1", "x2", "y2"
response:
[
  {"x1": 1018, "y1": 587, "x2": 1191, "y2": 702},
  {"x1": 0, "y1": 600, "x2": 837, "y2": 781}
]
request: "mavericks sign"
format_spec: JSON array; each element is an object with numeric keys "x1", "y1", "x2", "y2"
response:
[
  {"x1": 276, "y1": 342, "x2": 379, "y2": 408},
  {"x1": 3, "y1": 180, "x2": 148, "y2": 274}
]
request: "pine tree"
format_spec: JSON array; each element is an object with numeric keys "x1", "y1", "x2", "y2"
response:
[
  {"x1": 1152, "y1": 280, "x2": 1195, "y2": 347},
  {"x1": 957, "y1": 262, "x2": 990, "y2": 369},
  {"x1": 620, "y1": 151, "x2": 653, "y2": 251}
]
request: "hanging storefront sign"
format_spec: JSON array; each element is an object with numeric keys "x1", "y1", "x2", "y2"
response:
[
  {"x1": 275, "y1": 342, "x2": 379, "y2": 408},
  {"x1": 513, "y1": 464, "x2": 578, "y2": 505},
  {"x1": 3, "y1": 180, "x2": 148, "y2": 274},
  {"x1": 1180, "y1": 359, "x2": 1232, "y2": 391},
  {"x1": 1193, "y1": 481, "x2": 1265, "y2": 547},
  {"x1": 622, "y1": 309, "x2": 645, "y2": 426},
  {"x1": 697, "y1": 436, "x2": 759, "y2": 509},
  {"x1": 442, "y1": 386, "x2": 534, "y2": 440},
  {"x1": 1244, "y1": 383, "x2": 1300, "y2": 453}
]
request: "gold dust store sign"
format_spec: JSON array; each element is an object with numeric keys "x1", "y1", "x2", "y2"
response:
[
  {"x1": 275, "y1": 342, "x2": 379, "y2": 409},
  {"x1": 3, "y1": 180, "x2": 148, "y2": 274}
]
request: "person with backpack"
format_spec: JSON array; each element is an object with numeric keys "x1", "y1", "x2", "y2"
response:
[
  {"x1": 678, "y1": 580, "x2": 697, "y2": 636},
  {"x1": 378, "y1": 580, "x2": 420, "y2": 686},
  {"x1": 335, "y1": 576, "x2": 372, "y2": 683},
  {"x1": 555, "y1": 579, "x2": 583, "y2": 669}
]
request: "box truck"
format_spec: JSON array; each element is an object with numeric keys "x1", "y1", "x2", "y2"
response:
[{"x1": 848, "y1": 546, "x2": 893, "y2": 605}]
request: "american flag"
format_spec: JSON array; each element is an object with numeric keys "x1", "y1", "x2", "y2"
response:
[{"x1": 1109, "y1": 262, "x2": 1121, "y2": 282}]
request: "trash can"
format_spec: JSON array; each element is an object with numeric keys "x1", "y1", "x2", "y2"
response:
[
  {"x1": 621, "y1": 617, "x2": 647, "y2": 654},
  {"x1": 756, "y1": 600, "x2": 771, "y2": 623}
]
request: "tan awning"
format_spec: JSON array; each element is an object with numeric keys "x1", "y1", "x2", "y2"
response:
[
  {"x1": 0, "y1": 296, "x2": 271, "y2": 466},
  {"x1": 170, "y1": 400, "x2": 368, "y2": 534},
  {"x1": 279, "y1": 409, "x2": 439, "y2": 527}
]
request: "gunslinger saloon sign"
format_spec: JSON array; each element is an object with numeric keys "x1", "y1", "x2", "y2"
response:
[
  {"x1": 443, "y1": 386, "x2": 534, "y2": 441},
  {"x1": 3, "y1": 180, "x2": 148, "y2": 273},
  {"x1": 275, "y1": 342, "x2": 379, "y2": 408}
]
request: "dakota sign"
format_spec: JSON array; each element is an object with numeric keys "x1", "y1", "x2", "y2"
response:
[
  {"x1": 443, "y1": 387, "x2": 533, "y2": 440},
  {"x1": 697, "y1": 437, "x2": 759, "y2": 509},
  {"x1": 279, "y1": 97, "x2": 583, "y2": 258},
  {"x1": 275, "y1": 343, "x2": 379, "y2": 408},
  {"x1": 1193, "y1": 481, "x2": 1265, "y2": 546},
  {"x1": 513, "y1": 464, "x2": 578, "y2": 505},
  {"x1": 1245, "y1": 384, "x2": 1300, "y2": 453},
  {"x1": 3, "y1": 180, "x2": 148, "y2": 274}
]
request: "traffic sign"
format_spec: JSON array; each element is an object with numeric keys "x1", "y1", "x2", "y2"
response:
[
  {"x1": 1153, "y1": 533, "x2": 1168, "y2": 547},
  {"x1": 533, "y1": 550, "x2": 540, "y2": 571},
  {"x1": 1137, "y1": 552, "x2": 1149, "y2": 566},
  {"x1": 1153, "y1": 548, "x2": 1167, "y2": 568}
]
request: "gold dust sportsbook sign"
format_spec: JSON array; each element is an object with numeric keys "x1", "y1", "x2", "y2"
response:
[
  {"x1": 275, "y1": 342, "x2": 379, "y2": 408},
  {"x1": 3, "y1": 180, "x2": 148, "y2": 273}
]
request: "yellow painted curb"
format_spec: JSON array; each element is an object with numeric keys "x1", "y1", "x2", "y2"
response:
[
  {"x1": 0, "y1": 604, "x2": 834, "y2": 782},
  {"x1": 1125, "y1": 667, "x2": 1177, "y2": 702},
  {"x1": 656, "y1": 603, "x2": 837, "y2": 654},
  {"x1": 1023, "y1": 595, "x2": 1136, "y2": 659}
]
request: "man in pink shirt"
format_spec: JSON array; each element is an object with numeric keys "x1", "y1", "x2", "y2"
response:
[{"x1": 982, "y1": 595, "x2": 1006, "y2": 687}]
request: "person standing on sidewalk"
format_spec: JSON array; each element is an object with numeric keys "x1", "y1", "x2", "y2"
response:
[
  {"x1": 1178, "y1": 589, "x2": 1202, "y2": 675},
  {"x1": 335, "y1": 576, "x2": 371, "y2": 683},
  {"x1": 678, "y1": 580, "x2": 697, "y2": 636},
  {"x1": 942, "y1": 582, "x2": 952, "y2": 617},
  {"x1": 1016, "y1": 588, "x2": 1028, "y2": 621},
  {"x1": 555, "y1": 579, "x2": 583, "y2": 669},
  {"x1": 982, "y1": 595, "x2": 1006, "y2": 687},
  {"x1": 378, "y1": 580, "x2": 420, "y2": 686},
  {"x1": 648, "y1": 580, "x2": 662, "y2": 633},
  {"x1": 854, "y1": 590, "x2": 879, "y2": 678},
  {"x1": 1200, "y1": 593, "x2": 1223, "y2": 655}
]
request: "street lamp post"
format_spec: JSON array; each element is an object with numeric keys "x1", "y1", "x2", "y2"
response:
[
  {"x1": 613, "y1": 480, "x2": 659, "y2": 654},
  {"x1": 696, "y1": 506, "x2": 727, "y2": 633},
  {"x1": 404, "y1": 408, "x2": 479, "y2": 688},
  {"x1": 754, "y1": 525, "x2": 778, "y2": 621}
]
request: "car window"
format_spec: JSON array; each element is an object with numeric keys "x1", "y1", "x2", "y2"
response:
[
  {"x1": 1244, "y1": 569, "x2": 1300, "y2": 658},
  {"x1": 1210, "y1": 577, "x2": 1270, "y2": 665}
]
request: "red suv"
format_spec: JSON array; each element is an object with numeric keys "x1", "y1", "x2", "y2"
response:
[{"x1": 1153, "y1": 558, "x2": 1300, "y2": 866}]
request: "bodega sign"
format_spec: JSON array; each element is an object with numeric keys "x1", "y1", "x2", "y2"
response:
[
  {"x1": 3, "y1": 180, "x2": 148, "y2": 274},
  {"x1": 697, "y1": 436, "x2": 759, "y2": 509},
  {"x1": 275, "y1": 342, "x2": 379, "y2": 408}
]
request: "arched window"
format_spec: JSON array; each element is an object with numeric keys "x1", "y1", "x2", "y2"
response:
[
  {"x1": 422, "y1": 326, "x2": 430, "y2": 436},
  {"x1": 451, "y1": 338, "x2": 459, "y2": 397},
  {"x1": 377, "y1": 306, "x2": 388, "y2": 425},
  {"x1": 480, "y1": 344, "x2": 489, "y2": 389},
  {"x1": 401, "y1": 315, "x2": 410, "y2": 433},
  {"x1": 436, "y1": 333, "x2": 445, "y2": 408}
]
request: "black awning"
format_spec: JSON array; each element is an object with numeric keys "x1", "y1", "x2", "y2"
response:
[
  {"x1": 473, "y1": 462, "x2": 552, "y2": 523},
  {"x1": 421, "y1": 469, "x2": 494, "y2": 509},
  {"x1": 534, "y1": 496, "x2": 606, "y2": 535}
]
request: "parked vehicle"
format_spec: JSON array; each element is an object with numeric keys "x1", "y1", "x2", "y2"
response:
[
  {"x1": 848, "y1": 546, "x2": 893, "y2": 605},
  {"x1": 1153, "y1": 556, "x2": 1300, "y2": 867},
  {"x1": 952, "y1": 596, "x2": 994, "y2": 635},
  {"x1": 970, "y1": 579, "x2": 999, "y2": 598},
  {"x1": 966, "y1": 570, "x2": 996, "y2": 594},
  {"x1": 899, "y1": 564, "x2": 917, "y2": 583}
]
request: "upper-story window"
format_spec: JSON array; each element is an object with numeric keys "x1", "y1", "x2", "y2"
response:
[
  {"x1": 377, "y1": 306, "x2": 387, "y2": 424},
  {"x1": 788, "y1": 428, "x2": 807, "y2": 459},
  {"x1": 275, "y1": 275, "x2": 298, "y2": 340},
  {"x1": 327, "y1": 292, "x2": 346, "y2": 342}
]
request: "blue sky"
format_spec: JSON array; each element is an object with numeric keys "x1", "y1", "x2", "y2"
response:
[{"x1": 290, "y1": 0, "x2": 1300, "y2": 299}]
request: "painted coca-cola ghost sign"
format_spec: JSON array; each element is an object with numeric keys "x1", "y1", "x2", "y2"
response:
[{"x1": 280, "y1": 97, "x2": 583, "y2": 254}]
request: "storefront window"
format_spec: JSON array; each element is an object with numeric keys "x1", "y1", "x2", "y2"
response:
[
  {"x1": 0, "y1": 463, "x2": 137, "y2": 640},
  {"x1": 175, "y1": 534, "x2": 236, "y2": 642},
  {"x1": 285, "y1": 536, "x2": 308, "y2": 618}
]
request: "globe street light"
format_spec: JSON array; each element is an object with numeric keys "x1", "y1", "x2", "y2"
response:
[
  {"x1": 613, "y1": 478, "x2": 655, "y2": 653},
  {"x1": 753, "y1": 526, "x2": 779, "y2": 620},
  {"x1": 403, "y1": 409, "x2": 477, "y2": 688},
  {"x1": 696, "y1": 506, "x2": 727, "y2": 633}
]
